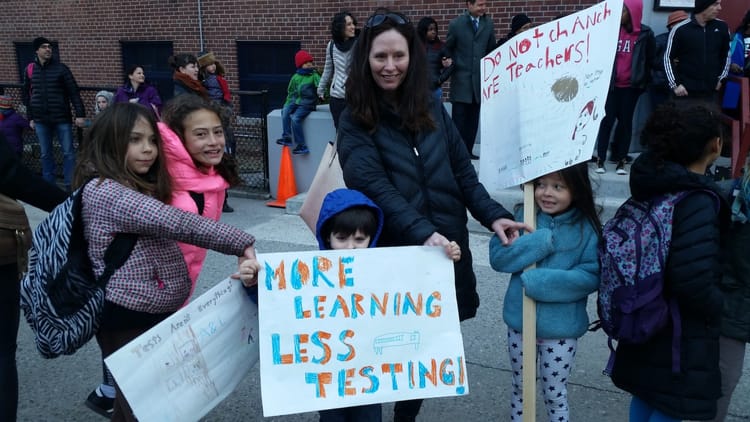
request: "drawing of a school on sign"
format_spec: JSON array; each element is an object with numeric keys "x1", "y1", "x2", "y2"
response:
[{"x1": 258, "y1": 246, "x2": 468, "y2": 417}]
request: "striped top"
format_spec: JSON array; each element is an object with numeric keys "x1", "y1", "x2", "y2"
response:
[
  {"x1": 318, "y1": 40, "x2": 354, "y2": 100},
  {"x1": 82, "y1": 179, "x2": 254, "y2": 313}
]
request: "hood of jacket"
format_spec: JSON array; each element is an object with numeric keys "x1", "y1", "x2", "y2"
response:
[
  {"x1": 315, "y1": 188, "x2": 384, "y2": 250},
  {"x1": 630, "y1": 151, "x2": 722, "y2": 201},
  {"x1": 157, "y1": 122, "x2": 228, "y2": 194},
  {"x1": 624, "y1": 0, "x2": 643, "y2": 34}
]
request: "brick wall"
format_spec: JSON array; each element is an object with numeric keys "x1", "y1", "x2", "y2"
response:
[{"x1": 0, "y1": 0, "x2": 596, "y2": 91}]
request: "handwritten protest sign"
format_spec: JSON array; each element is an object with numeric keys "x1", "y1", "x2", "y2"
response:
[
  {"x1": 105, "y1": 278, "x2": 259, "y2": 422},
  {"x1": 479, "y1": 0, "x2": 623, "y2": 190},
  {"x1": 258, "y1": 246, "x2": 467, "y2": 416}
]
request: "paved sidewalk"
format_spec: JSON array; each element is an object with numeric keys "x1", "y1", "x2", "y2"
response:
[{"x1": 16, "y1": 196, "x2": 750, "y2": 421}]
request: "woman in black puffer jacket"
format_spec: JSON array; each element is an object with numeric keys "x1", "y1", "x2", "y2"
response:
[{"x1": 611, "y1": 102, "x2": 730, "y2": 421}]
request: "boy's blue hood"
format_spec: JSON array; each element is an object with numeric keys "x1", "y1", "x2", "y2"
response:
[{"x1": 315, "y1": 188, "x2": 384, "y2": 250}]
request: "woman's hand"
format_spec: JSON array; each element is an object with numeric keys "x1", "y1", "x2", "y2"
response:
[
  {"x1": 233, "y1": 246, "x2": 261, "y2": 287},
  {"x1": 491, "y1": 218, "x2": 533, "y2": 245},
  {"x1": 424, "y1": 232, "x2": 461, "y2": 261}
]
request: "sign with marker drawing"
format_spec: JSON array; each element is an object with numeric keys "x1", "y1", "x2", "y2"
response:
[
  {"x1": 258, "y1": 246, "x2": 467, "y2": 416},
  {"x1": 479, "y1": 0, "x2": 623, "y2": 190},
  {"x1": 105, "y1": 278, "x2": 260, "y2": 422}
]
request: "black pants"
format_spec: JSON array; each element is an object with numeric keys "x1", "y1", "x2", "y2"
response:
[
  {"x1": 329, "y1": 97, "x2": 347, "y2": 131},
  {"x1": 596, "y1": 87, "x2": 641, "y2": 163},
  {"x1": 0, "y1": 263, "x2": 19, "y2": 421},
  {"x1": 451, "y1": 101, "x2": 480, "y2": 156}
]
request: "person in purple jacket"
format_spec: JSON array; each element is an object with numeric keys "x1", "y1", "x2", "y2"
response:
[
  {"x1": 113, "y1": 65, "x2": 163, "y2": 117},
  {"x1": 0, "y1": 96, "x2": 30, "y2": 158}
]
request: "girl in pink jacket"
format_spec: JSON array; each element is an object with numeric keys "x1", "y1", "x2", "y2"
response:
[{"x1": 159, "y1": 95, "x2": 242, "y2": 298}]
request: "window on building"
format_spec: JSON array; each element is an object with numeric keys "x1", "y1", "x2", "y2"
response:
[
  {"x1": 120, "y1": 41, "x2": 173, "y2": 102},
  {"x1": 15, "y1": 41, "x2": 60, "y2": 83},
  {"x1": 236, "y1": 41, "x2": 300, "y2": 117}
]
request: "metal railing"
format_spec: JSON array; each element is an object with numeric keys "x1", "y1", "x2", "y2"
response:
[{"x1": 0, "y1": 83, "x2": 270, "y2": 195}]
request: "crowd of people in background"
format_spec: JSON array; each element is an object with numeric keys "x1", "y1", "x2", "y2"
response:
[{"x1": 2, "y1": 0, "x2": 750, "y2": 421}]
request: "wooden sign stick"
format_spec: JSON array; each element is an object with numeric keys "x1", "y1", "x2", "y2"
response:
[{"x1": 522, "y1": 181, "x2": 537, "y2": 421}]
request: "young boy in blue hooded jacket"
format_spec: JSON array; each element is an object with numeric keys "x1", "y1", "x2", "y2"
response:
[{"x1": 315, "y1": 188, "x2": 384, "y2": 422}]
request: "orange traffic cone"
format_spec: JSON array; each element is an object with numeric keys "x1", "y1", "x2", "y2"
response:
[{"x1": 267, "y1": 145, "x2": 298, "y2": 208}]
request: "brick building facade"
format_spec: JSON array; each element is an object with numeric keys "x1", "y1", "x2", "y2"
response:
[
  {"x1": 1, "y1": 1, "x2": 600, "y2": 106},
  {"x1": 1, "y1": 0, "x2": 746, "y2": 110}
]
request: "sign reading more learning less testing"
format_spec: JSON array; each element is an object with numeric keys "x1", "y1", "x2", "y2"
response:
[
  {"x1": 479, "y1": 0, "x2": 623, "y2": 190},
  {"x1": 258, "y1": 246, "x2": 467, "y2": 416}
]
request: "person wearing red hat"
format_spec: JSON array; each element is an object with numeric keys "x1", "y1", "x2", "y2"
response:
[
  {"x1": 276, "y1": 50, "x2": 320, "y2": 155},
  {"x1": 664, "y1": 0, "x2": 730, "y2": 100}
]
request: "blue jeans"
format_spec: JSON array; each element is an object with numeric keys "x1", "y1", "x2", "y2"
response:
[
  {"x1": 433, "y1": 88, "x2": 443, "y2": 104},
  {"x1": 35, "y1": 122, "x2": 75, "y2": 188},
  {"x1": 0, "y1": 263, "x2": 20, "y2": 421},
  {"x1": 281, "y1": 103, "x2": 314, "y2": 147},
  {"x1": 630, "y1": 396, "x2": 681, "y2": 422}
]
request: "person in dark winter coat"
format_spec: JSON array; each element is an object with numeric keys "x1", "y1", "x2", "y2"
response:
[
  {"x1": 0, "y1": 96, "x2": 30, "y2": 157},
  {"x1": 710, "y1": 164, "x2": 750, "y2": 422},
  {"x1": 168, "y1": 53, "x2": 208, "y2": 99},
  {"x1": 611, "y1": 101, "x2": 730, "y2": 421},
  {"x1": 0, "y1": 135, "x2": 68, "y2": 421},
  {"x1": 664, "y1": 0, "x2": 730, "y2": 100},
  {"x1": 21, "y1": 36, "x2": 86, "y2": 190},
  {"x1": 337, "y1": 9, "x2": 529, "y2": 422},
  {"x1": 417, "y1": 17, "x2": 453, "y2": 103}
]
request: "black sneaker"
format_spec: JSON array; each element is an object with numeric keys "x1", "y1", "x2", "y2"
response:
[
  {"x1": 85, "y1": 387, "x2": 114, "y2": 418},
  {"x1": 292, "y1": 145, "x2": 310, "y2": 155},
  {"x1": 276, "y1": 137, "x2": 293, "y2": 146},
  {"x1": 222, "y1": 202, "x2": 234, "y2": 213}
]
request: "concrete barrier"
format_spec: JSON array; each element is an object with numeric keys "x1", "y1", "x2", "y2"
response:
[{"x1": 266, "y1": 104, "x2": 337, "y2": 198}]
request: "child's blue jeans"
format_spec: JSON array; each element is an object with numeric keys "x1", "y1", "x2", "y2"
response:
[
  {"x1": 630, "y1": 396, "x2": 681, "y2": 422},
  {"x1": 281, "y1": 103, "x2": 315, "y2": 147}
]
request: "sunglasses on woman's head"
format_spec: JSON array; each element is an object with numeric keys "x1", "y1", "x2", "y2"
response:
[{"x1": 366, "y1": 12, "x2": 410, "y2": 28}]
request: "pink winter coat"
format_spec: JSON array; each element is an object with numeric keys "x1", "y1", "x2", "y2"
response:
[{"x1": 158, "y1": 122, "x2": 229, "y2": 298}]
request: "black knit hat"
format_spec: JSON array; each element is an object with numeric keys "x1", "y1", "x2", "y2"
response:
[
  {"x1": 32, "y1": 37, "x2": 51, "y2": 51},
  {"x1": 693, "y1": 0, "x2": 715, "y2": 15},
  {"x1": 511, "y1": 14, "x2": 532, "y2": 34}
]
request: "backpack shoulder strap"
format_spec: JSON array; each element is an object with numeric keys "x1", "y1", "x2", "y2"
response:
[
  {"x1": 99, "y1": 233, "x2": 138, "y2": 284},
  {"x1": 188, "y1": 191, "x2": 206, "y2": 215}
]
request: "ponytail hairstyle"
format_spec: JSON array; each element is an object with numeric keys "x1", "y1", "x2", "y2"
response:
[{"x1": 161, "y1": 94, "x2": 242, "y2": 186}]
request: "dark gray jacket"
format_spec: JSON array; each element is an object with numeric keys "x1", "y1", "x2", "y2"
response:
[
  {"x1": 445, "y1": 11, "x2": 496, "y2": 104},
  {"x1": 22, "y1": 57, "x2": 85, "y2": 124}
]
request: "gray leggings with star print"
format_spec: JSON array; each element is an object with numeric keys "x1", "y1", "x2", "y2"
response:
[{"x1": 507, "y1": 327, "x2": 578, "y2": 422}]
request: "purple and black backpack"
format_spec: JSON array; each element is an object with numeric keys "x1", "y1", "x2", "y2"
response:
[{"x1": 597, "y1": 190, "x2": 716, "y2": 375}]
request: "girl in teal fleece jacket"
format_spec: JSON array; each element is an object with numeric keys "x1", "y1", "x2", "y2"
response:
[{"x1": 489, "y1": 162, "x2": 601, "y2": 422}]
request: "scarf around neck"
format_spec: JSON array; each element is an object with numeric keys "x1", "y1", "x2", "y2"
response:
[{"x1": 173, "y1": 71, "x2": 208, "y2": 98}]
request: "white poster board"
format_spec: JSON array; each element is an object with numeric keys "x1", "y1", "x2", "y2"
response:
[
  {"x1": 258, "y1": 246, "x2": 467, "y2": 416},
  {"x1": 479, "y1": 0, "x2": 623, "y2": 190},
  {"x1": 105, "y1": 278, "x2": 260, "y2": 422}
]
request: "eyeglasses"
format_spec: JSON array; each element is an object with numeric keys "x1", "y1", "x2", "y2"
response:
[{"x1": 365, "y1": 12, "x2": 410, "y2": 28}]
